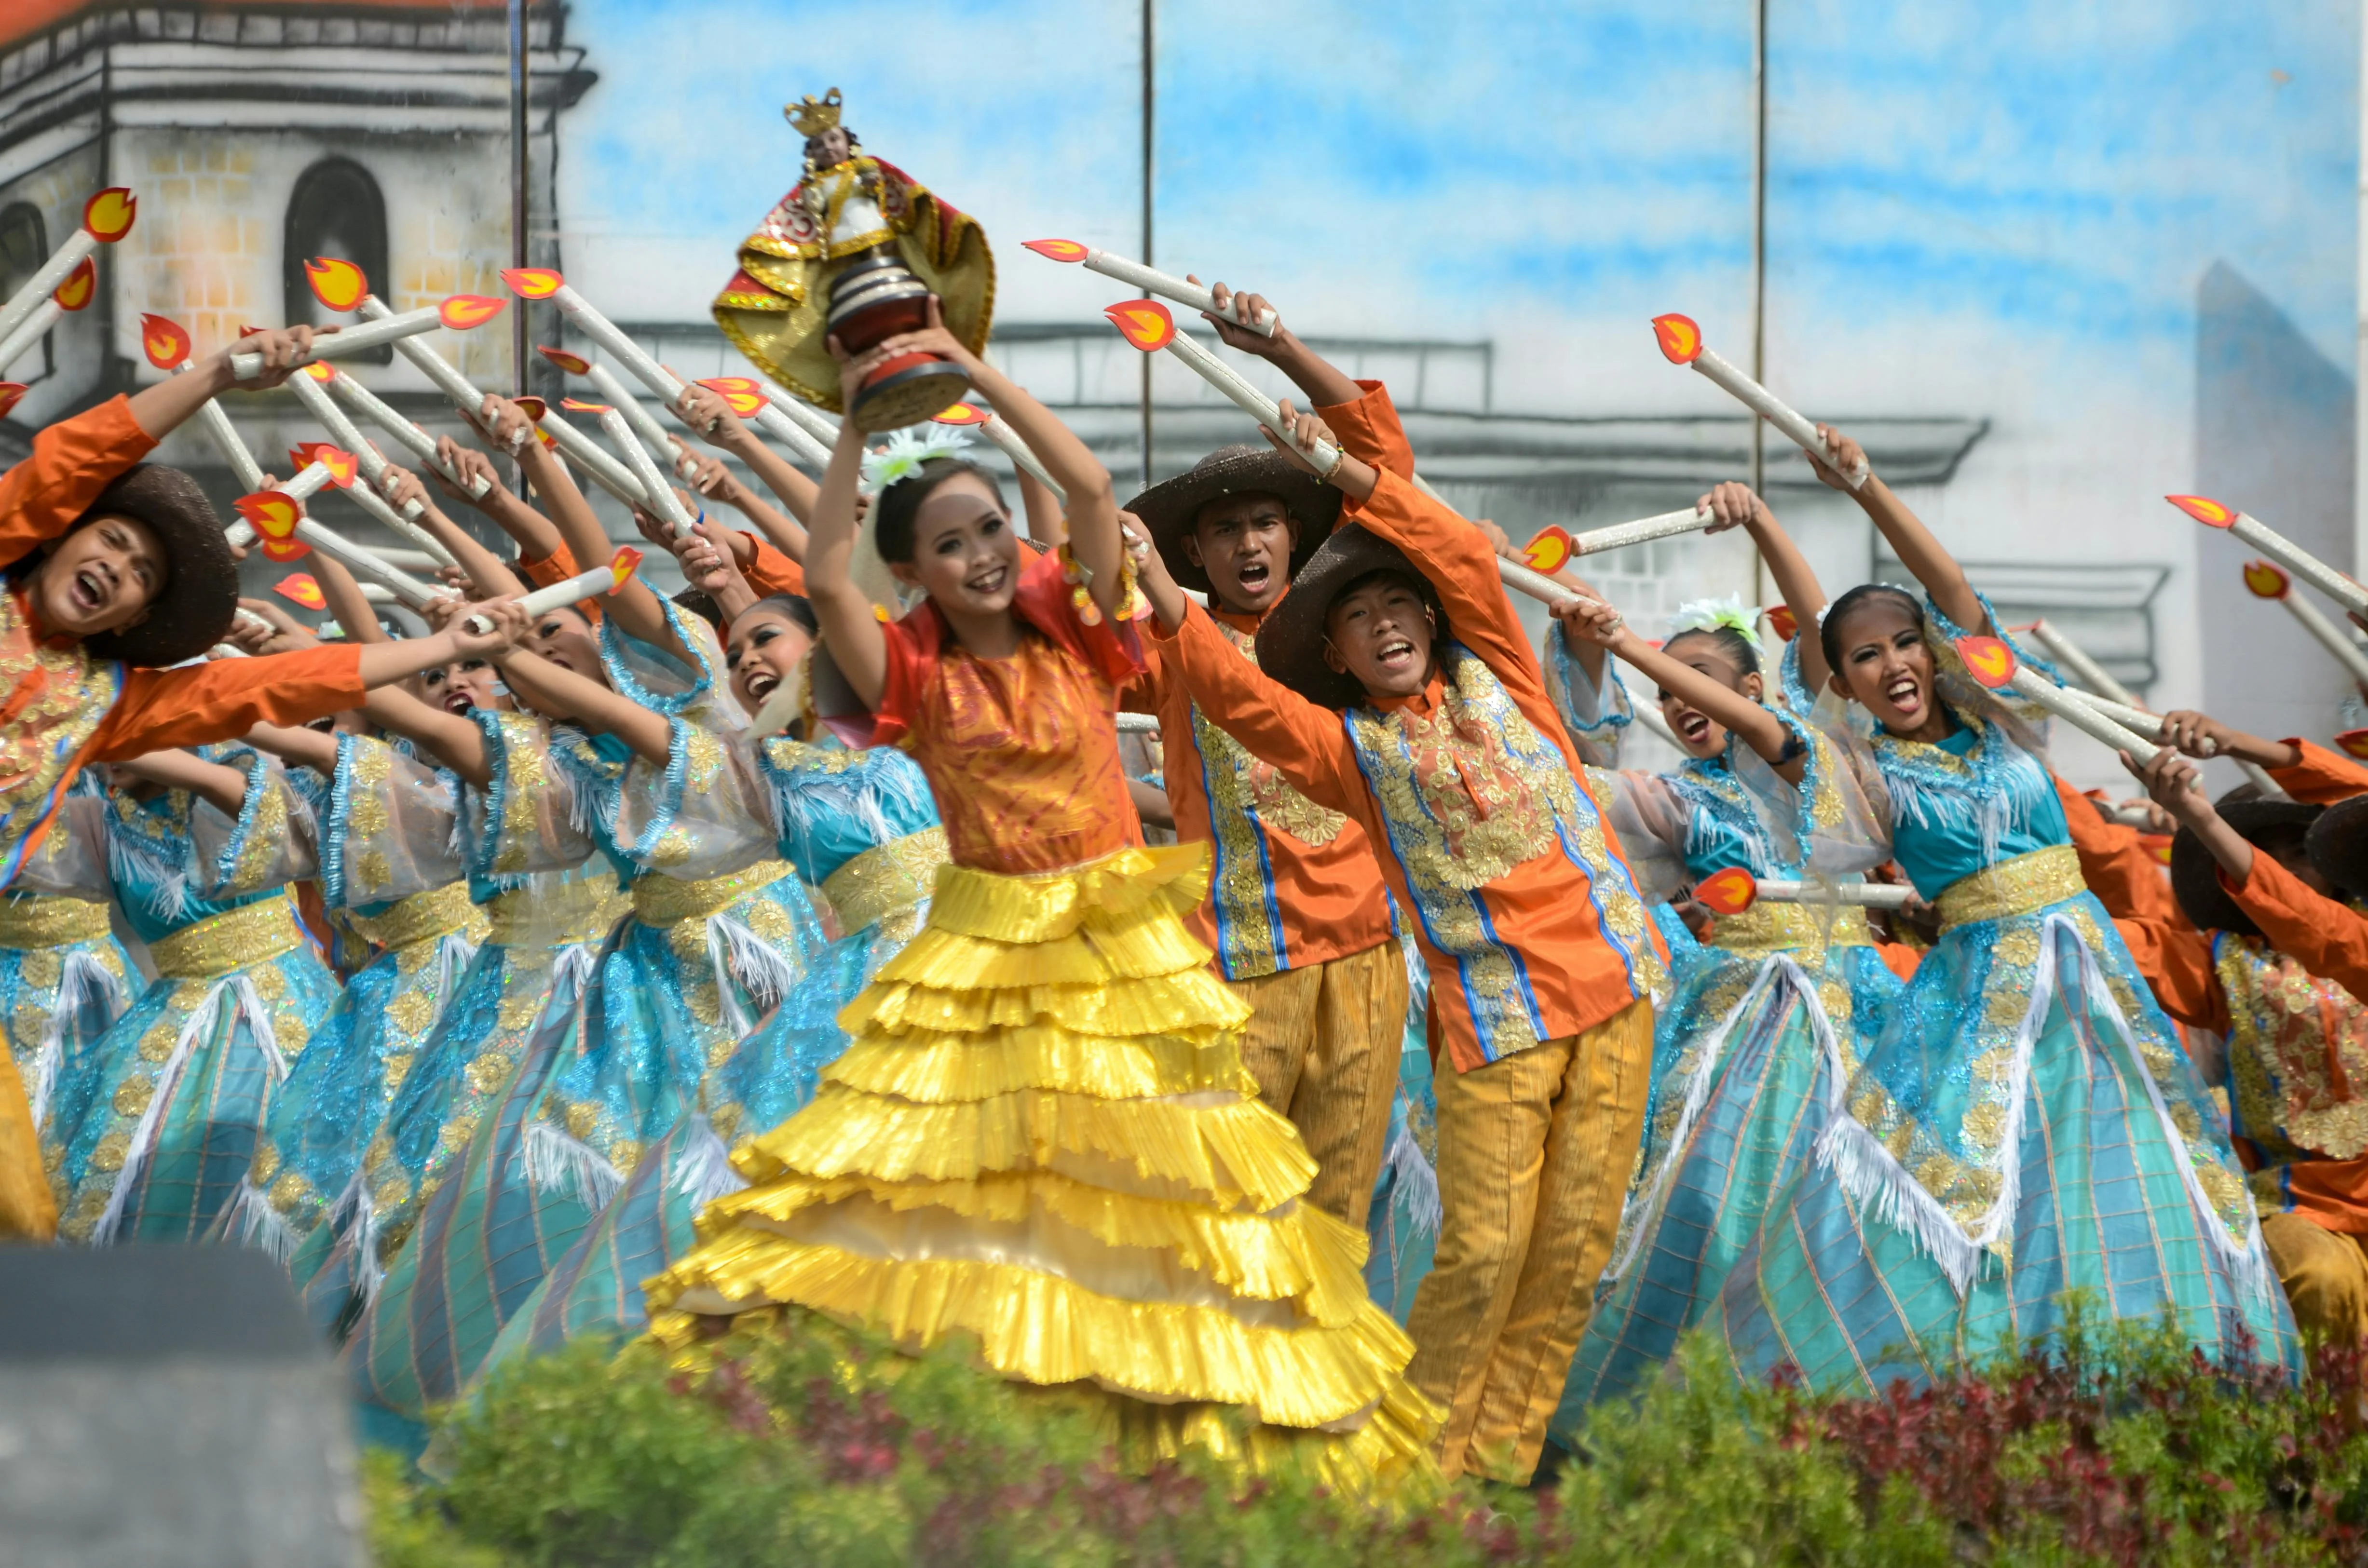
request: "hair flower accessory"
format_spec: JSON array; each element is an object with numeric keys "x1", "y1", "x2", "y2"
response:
[
  {"x1": 1667, "y1": 593, "x2": 1765, "y2": 653},
  {"x1": 860, "y1": 425, "x2": 972, "y2": 496}
]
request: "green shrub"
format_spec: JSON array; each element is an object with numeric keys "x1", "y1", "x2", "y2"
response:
[{"x1": 367, "y1": 1306, "x2": 2368, "y2": 1567}]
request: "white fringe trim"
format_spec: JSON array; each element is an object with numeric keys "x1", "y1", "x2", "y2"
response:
[
  {"x1": 1606, "y1": 954, "x2": 1843, "y2": 1285},
  {"x1": 667, "y1": 1115, "x2": 746, "y2": 1208},
  {"x1": 519, "y1": 1120, "x2": 624, "y2": 1207},
  {"x1": 706, "y1": 912, "x2": 798, "y2": 1037},
  {"x1": 222, "y1": 1176, "x2": 297, "y2": 1265},
  {"x1": 28, "y1": 950, "x2": 128, "y2": 1134},
  {"x1": 1378, "y1": 1118, "x2": 1441, "y2": 1240},
  {"x1": 91, "y1": 974, "x2": 281, "y2": 1246},
  {"x1": 1813, "y1": 911, "x2": 2274, "y2": 1304}
]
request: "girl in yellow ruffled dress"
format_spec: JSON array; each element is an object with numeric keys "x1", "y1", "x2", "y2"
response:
[{"x1": 647, "y1": 311, "x2": 1439, "y2": 1483}]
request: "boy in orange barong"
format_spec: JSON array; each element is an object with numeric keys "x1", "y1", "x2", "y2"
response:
[{"x1": 645, "y1": 307, "x2": 1439, "y2": 1488}]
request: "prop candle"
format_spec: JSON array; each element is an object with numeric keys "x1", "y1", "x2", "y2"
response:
[
  {"x1": 932, "y1": 401, "x2": 1065, "y2": 502},
  {"x1": 1956, "y1": 635, "x2": 2164, "y2": 766},
  {"x1": 2242, "y1": 558, "x2": 2368, "y2": 689},
  {"x1": 2023, "y1": 619, "x2": 2142, "y2": 710},
  {"x1": 2051, "y1": 686, "x2": 2165, "y2": 738},
  {"x1": 286, "y1": 364, "x2": 435, "y2": 525},
  {"x1": 288, "y1": 439, "x2": 462, "y2": 570},
  {"x1": 1106, "y1": 299, "x2": 1342, "y2": 471},
  {"x1": 1114, "y1": 712, "x2": 1159, "y2": 735},
  {"x1": 302, "y1": 258, "x2": 521, "y2": 474},
  {"x1": 317, "y1": 360, "x2": 487, "y2": 499},
  {"x1": 543, "y1": 350, "x2": 699, "y2": 485},
  {"x1": 232, "y1": 487, "x2": 443, "y2": 608},
  {"x1": 2169, "y1": 494, "x2": 2368, "y2": 617},
  {"x1": 531, "y1": 399, "x2": 653, "y2": 508},
  {"x1": 693, "y1": 377, "x2": 832, "y2": 467},
  {"x1": 591, "y1": 404, "x2": 696, "y2": 535},
  {"x1": 0, "y1": 257, "x2": 95, "y2": 376},
  {"x1": 1518, "y1": 506, "x2": 1715, "y2": 574},
  {"x1": 501, "y1": 267, "x2": 690, "y2": 409},
  {"x1": 1691, "y1": 866, "x2": 1916, "y2": 916},
  {"x1": 465, "y1": 547, "x2": 643, "y2": 635},
  {"x1": 1651, "y1": 314, "x2": 1868, "y2": 489},
  {"x1": 1024, "y1": 239, "x2": 1278, "y2": 337},
  {"x1": 0, "y1": 189, "x2": 133, "y2": 354},
  {"x1": 140, "y1": 315, "x2": 268, "y2": 544},
  {"x1": 228, "y1": 292, "x2": 504, "y2": 378}
]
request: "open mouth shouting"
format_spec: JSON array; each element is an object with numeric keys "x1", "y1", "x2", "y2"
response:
[
  {"x1": 743, "y1": 666, "x2": 782, "y2": 704},
  {"x1": 70, "y1": 563, "x2": 111, "y2": 615},
  {"x1": 1672, "y1": 707, "x2": 1712, "y2": 745},
  {"x1": 1884, "y1": 671, "x2": 1925, "y2": 718},
  {"x1": 1374, "y1": 634, "x2": 1419, "y2": 676},
  {"x1": 441, "y1": 688, "x2": 475, "y2": 716},
  {"x1": 1233, "y1": 557, "x2": 1271, "y2": 594}
]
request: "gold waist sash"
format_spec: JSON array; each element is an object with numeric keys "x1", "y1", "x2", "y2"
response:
[
  {"x1": 633, "y1": 859, "x2": 791, "y2": 928},
  {"x1": 1935, "y1": 843, "x2": 2084, "y2": 932},
  {"x1": 485, "y1": 878, "x2": 625, "y2": 949},
  {"x1": 150, "y1": 900, "x2": 304, "y2": 980},
  {"x1": 1712, "y1": 900, "x2": 1875, "y2": 955},
  {"x1": 342, "y1": 882, "x2": 483, "y2": 953},
  {"x1": 0, "y1": 893, "x2": 112, "y2": 950},
  {"x1": 822, "y1": 828, "x2": 950, "y2": 934}
]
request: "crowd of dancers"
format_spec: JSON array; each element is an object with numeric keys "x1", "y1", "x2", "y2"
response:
[{"x1": 0, "y1": 276, "x2": 2364, "y2": 1493}]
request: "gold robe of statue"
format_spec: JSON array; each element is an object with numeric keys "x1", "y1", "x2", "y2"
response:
[{"x1": 715, "y1": 151, "x2": 994, "y2": 412}]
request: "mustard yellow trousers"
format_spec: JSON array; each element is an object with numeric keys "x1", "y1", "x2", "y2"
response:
[{"x1": 2262, "y1": 1211, "x2": 2368, "y2": 1343}]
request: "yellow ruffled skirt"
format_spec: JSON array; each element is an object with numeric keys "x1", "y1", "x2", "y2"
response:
[{"x1": 646, "y1": 842, "x2": 1440, "y2": 1486}]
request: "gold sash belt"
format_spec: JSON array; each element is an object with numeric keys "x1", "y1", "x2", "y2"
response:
[
  {"x1": 633, "y1": 859, "x2": 791, "y2": 928},
  {"x1": 1712, "y1": 900, "x2": 1875, "y2": 955},
  {"x1": 0, "y1": 893, "x2": 111, "y2": 950},
  {"x1": 341, "y1": 882, "x2": 484, "y2": 953},
  {"x1": 1935, "y1": 843, "x2": 2084, "y2": 932},
  {"x1": 150, "y1": 900, "x2": 303, "y2": 980},
  {"x1": 485, "y1": 878, "x2": 626, "y2": 949},
  {"x1": 822, "y1": 828, "x2": 950, "y2": 934}
]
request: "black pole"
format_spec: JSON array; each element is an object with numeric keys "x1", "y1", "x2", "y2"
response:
[
  {"x1": 509, "y1": 0, "x2": 529, "y2": 401},
  {"x1": 1139, "y1": 0, "x2": 1155, "y2": 490}
]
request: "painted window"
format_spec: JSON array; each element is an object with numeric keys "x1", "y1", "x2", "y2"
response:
[{"x1": 284, "y1": 159, "x2": 389, "y2": 360}]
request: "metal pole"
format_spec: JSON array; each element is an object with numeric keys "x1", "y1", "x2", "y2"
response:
[
  {"x1": 509, "y1": 0, "x2": 529, "y2": 402},
  {"x1": 1749, "y1": 0, "x2": 1770, "y2": 602},
  {"x1": 1139, "y1": 0, "x2": 1155, "y2": 492},
  {"x1": 2355, "y1": 0, "x2": 2368, "y2": 575}
]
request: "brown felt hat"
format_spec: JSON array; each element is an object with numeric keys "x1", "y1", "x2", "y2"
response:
[
  {"x1": 1252, "y1": 522, "x2": 1442, "y2": 710},
  {"x1": 1122, "y1": 444, "x2": 1343, "y2": 596},
  {"x1": 71, "y1": 465, "x2": 240, "y2": 667},
  {"x1": 2307, "y1": 792, "x2": 2368, "y2": 900},
  {"x1": 2171, "y1": 794, "x2": 2323, "y2": 937}
]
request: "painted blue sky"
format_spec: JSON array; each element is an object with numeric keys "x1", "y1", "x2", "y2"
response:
[{"x1": 556, "y1": 0, "x2": 2356, "y2": 419}]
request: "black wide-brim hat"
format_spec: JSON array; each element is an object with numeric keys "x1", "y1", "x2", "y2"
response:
[
  {"x1": 1252, "y1": 522, "x2": 1442, "y2": 710},
  {"x1": 74, "y1": 465, "x2": 239, "y2": 667},
  {"x1": 1123, "y1": 444, "x2": 1344, "y2": 596},
  {"x1": 2307, "y1": 792, "x2": 2368, "y2": 900},
  {"x1": 2172, "y1": 795, "x2": 2323, "y2": 936}
]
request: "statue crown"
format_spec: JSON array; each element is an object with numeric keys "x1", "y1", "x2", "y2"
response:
[{"x1": 786, "y1": 88, "x2": 844, "y2": 139}]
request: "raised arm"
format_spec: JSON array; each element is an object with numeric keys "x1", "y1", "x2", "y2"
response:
[
  {"x1": 361, "y1": 685, "x2": 491, "y2": 786},
  {"x1": 1559, "y1": 595, "x2": 1802, "y2": 782},
  {"x1": 243, "y1": 720, "x2": 341, "y2": 776},
  {"x1": 1715, "y1": 483, "x2": 1831, "y2": 694},
  {"x1": 498, "y1": 647, "x2": 670, "y2": 764},
  {"x1": 675, "y1": 518, "x2": 762, "y2": 623},
  {"x1": 675, "y1": 384, "x2": 818, "y2": 542},
  {"x1": 386, "y1": 462, "x2": 526, "y2": 600},
  {"x1": 803, "y1": 373, "x2": 892, "y2": 709},
  {"x1": 1814, "y1": 424, "x2": 1985, "y2": 635},
  {"x1": 1194, "y1": 279, "x2": 1364, "y2": 409},
  {"x1": 668, "y1": 433, "x2": 811, "y2": 562},
  {"x1": 108, "y1": 747, "x2": 250, "y2": 818}
]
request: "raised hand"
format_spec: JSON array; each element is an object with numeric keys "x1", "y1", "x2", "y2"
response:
[
  {"x1": 450, "y1": 597, "x2": 530, "y2": 656},
  {"x1": 676, "y1": 383, "x2": 748, "y2": 446},
  {"x1": 434, "y1": 438, "x2": 507, "y2": 508},
  {"x1": 667, "y1": 435, "x2": 742, "y2": 506},
  {"x1": 468, "y1": 393, "x2": 540, "y2": 457},
  {"x1": 219, "y1": 325, "x2": 327, "y2": 389},
  {"x1": 1549, "y1": 593, "x2": 1628, "y2": 649},
  {"x1": 1190, "y1": 275, "x2": 1283, "y2": 358},
  {"x1": 1805, "y1": 425, "x2": 1870, "y2": 494},
  {"x1": 1697, "y1": 480, "x2": 1766, "y2": 534}
]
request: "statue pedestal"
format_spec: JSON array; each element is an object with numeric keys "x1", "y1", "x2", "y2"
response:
[{"x1": 826, "y1": 251, "x2": 970, "y2": 433}]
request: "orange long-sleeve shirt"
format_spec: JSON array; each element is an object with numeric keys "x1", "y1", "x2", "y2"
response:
[
  {"x1": 1149, "y1": 465, "x2": 1661, "y2": 1074},
  {"x1": 2269, "y1": 738, "x2": 2368, "y2": 805},
  {"x1": 2053, "y1": 771, "x2": 2178, "y2": 926},
  {"x1": 2225, "y1": 850, "x2": 2368, "y2": 1002},
  {"x1": 0, "y1": 397, "x2": 367, "y2": 887}
]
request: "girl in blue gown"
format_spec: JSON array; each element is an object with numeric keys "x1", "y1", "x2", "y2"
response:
[
  {"x1": 1700, "y1": 427, "x2": 2293, "y2": 1392},
  {"x1": 0, "y1": 781, "x2": 133, "y2": 1147}
]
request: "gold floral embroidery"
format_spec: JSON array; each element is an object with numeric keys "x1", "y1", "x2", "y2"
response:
[{"x1": 2218, "y1": 935, "x2": 2368, "y2": 1163}]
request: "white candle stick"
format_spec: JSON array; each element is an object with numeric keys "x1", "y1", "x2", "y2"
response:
[
  {"x1": 2239, "y1": 555, "x2": 2368, "y2": 687},
  {"x1": 319, "y1": 362, "x2": 486, "y2": 499},
  {"x1": 2171, "y1": 495, "x2": 2368, "y2": 616},
  {"x1": 933, "y1": 403, "x2": 1066, "y2": 503},
  {"x1": 1025, "y1": 239, "x2": 1279, "y2": 336},
  {"x1": 287, "y1": 367, "x2": 434, "y2": 526},
  {"x1": 0, "y1": 300, "x2": 57, "y2": 375},
  {"x1": 1652, "y1": 314, "x2": 1868, "y2": 489},
  {"x1": 1750, "y1": 879, "x2": 1918, "y2": 911},
  {"x1": 2236, "y1": 760, "x2": 2290, "y2": 798},
  {"x1": 351, "y1": 295, "x2": 522, "y2": 471},
  {"x1": 1568, "y1": 506, "x2": 1715, "y2": 558},
  {"x1": 693, "y1": 376, "x2": 835, "y2": 467},
  {"x1": 2025, "y1": 619, "x2": 2141, "y2": 709},
  {"x1": 2051, "y1": 686, "x2": 2164, "y2": 738},
  {"x1": 538, "y1": 403, "x2": 653, "y2": 508},
  {"x1": 1114, "y1": 712, "x2": 1159, "y2": 734},
  {"x1": 0, "y1": 188, "x2": 133, "y2": 353},
  {"x1": 331, "y1": 461, "x2": 463, "y2": 571},
  {"x1": 598, "y1": 406, "x2": 695, "y2": 535},
  {"x1": 230, "y1": 307, "x2": 439, "y2": 378},
  {"x1": 501, "y1": 267, "x2": 688, "y2": 406},
  {"x1": 2008, "y1": 667, "x2": 2162, "y2": 763},
  {"x1": 579, "y1": 360, "x2": 696, "y2": 483},
  {"x1": 464, "y1": 548, "x2": 643, "y2": 635}
]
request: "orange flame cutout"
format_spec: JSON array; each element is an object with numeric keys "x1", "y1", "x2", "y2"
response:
[
  {"x1": 235, "y1": 492, "x2": 304, "y2": 540},
  {"x1": 288, "y1": 444, "x2": 358, "y2": 488},
  {"x1": 261, "y1": 538, "x2": 311, "y2": 563},
  {"x1": 0, "y1": 384, "x2": 25, "y2": 420},
  {"x1": 1520, "y1": 525, "x2": 1573, "y2": 575},
  {"x1": 299, "y1": 360, "x2": 335, "y2": 382},
  {"x1": 560, "y1": 397, "x2": 610, "y2": 414},
  {"x1": 1651, "y1": 313, "x2": 1705, "y2": 365},
  {"x1": 274, "y1": 573, "x2": 327, "y2": 610},
  {"x1": 81, "y1": 188, "x2": 134, "y2": 243},
  {"x1": 536, "y1": 344, "x2": 592, "y2": 374},
  {"x1": 1022, "y1": 239, "x2": 1091, "y2": 263},
  {"x1": 533, "y1": 426, "x2": 557, "y2": 448},
  {"x1": 2166, "y1": 494, "x2": 2237, "y2": 528},
  {"x1": 501, "y1": 267, "x2": 565, "y2": 299},
  {"x1": 1104, "y1": 298, "x2": 1176, "y2": 352},
  {"x1": 2243, "y1": 560, "x2": 2291, "y2": 600},
  {"x1": 2142, "y1": 834, "x2": 2172, "y2": 865},
  {"x1": 138, "y1": 313, "x2": 191, "y2": 369},
  {"x1": 932, "y1": 401, "x2": 990, "y2": 427},
  {"x1": 1955, "y1": 635, "x2": 2018, "y2": 690},
  {"x1": 696, "y1": 377, "x2": 769, "y2": 417},
  {"x1": 1693, "y1": 866, "x2": 1758, "y2": 918},
  {"x1": 438, "y1": 294, "x2": 504, "y2": 330},
  {"x1": 52, "y1": 257, "x2": 95, "y2": 311},
  {"x1": 1765, "y1": 604, "x2": 1798, "y2": 643},
  {"x1": 513, "y1": 395, "x2": 547, "y2": 420},
  {"x1": 305, "y1": 257, "x2": 367, "y2": 311},
  {"x1": 236, "y1": 324, "x2": 267, "y2": 341},
  {"x1": 609, "y1": 546, "x2": 643, "y2": 588},
  {"x1": 2339, "y1": 729, "x2": 2368, "y2": 761}
]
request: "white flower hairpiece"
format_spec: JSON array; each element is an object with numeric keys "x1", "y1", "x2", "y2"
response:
[
  {"x1": 1667, "y1": 593, "x2": 1765, "y2": 653},
  {"x1": 860, "y1": 426, "x2": 972, "y2": 496}
]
